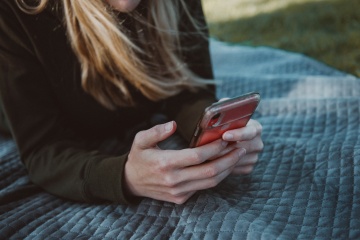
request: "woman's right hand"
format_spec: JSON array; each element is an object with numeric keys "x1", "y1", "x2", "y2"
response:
[{"x1": 124, "y1": 121, "x2": 246, "y2": 204}]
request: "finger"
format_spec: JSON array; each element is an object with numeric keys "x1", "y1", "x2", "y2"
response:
[
  {"x1": 231, "y1": 153, "x2": 259, "y2": 175},
  {"x1": 134, "y1": 121, "x2": 177, "y2": 149},
  {"x1": 153, "y1": 151, "x2": 253, "y2": 198},
  {"x1": 146, "y1": 139, "x2": 229, "y2": 172},
  {"x1": 170, "y1": 161, "x2": 238, "y2": 194},
  {"x1": 211, "y1": 146, "x2": 236, "y2": 160},
  {"x1": 162, "y1": 191, "x2": 196, "y2": 205},
  {"x1": 177, "y1": 148, "x2": 246, "y2": 183},
  {"x1": 235, "y1": 137, "x2": 264, "y2": 153},
  {"x1": 232, "y1": 164, "x2": 255, "y2": 175},
  {"x1": 169, "y1": 191, "x2": 197, "y2": 205},
  {"x1": 222, "y1": 119, "x2": 263, "y2": 142},
  {"x1": 141, "y1": 187, "x2": 196, "y2": 205},
  {"x1": 209, "y1": 142, "x2": 237, "y2": 160},
  {"x1": 235, "y1": 153, "x2": 258, "y2": 166},
  {"x1": 249, "y1": 119, "x2": 263, "y2": 134},
  {"x1": 222, "y1": 125, "x2": 257, "y2": 142},
  {"x1": 168, "y1": 139, "x2": 229, "y2": 168}
]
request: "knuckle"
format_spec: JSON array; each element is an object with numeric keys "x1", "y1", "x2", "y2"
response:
[
  {"x1": 168, "y1": 187, "x2": 182, "y2": 197},
  {"x1": 251, "y1": 140, "x2": 264, "y2": 152},
  {"x1": 256, "y1": 122, "x2": 263, "y2": 134},
  {"x1": 219, "y1": 141, "x2": 228, "y2": 151},
  {"x1": 150, "y1": 157, "x2": 166, "y2": 173},
  {"x1": 203, "y1": 165, "x2": 220, "y2": 178},
  {"x1": 235, "y1": 131, "x2": 244, "y2": 140},
  {"x1": 172, "y1": 196, "x2": 188, "y2": 205},
  {"x1": 246, "y1": 154, "x2": 259, "y2": 165},
  {"x1": 231, "y1": 152, "x2": 241, "y2": 164},
  {"x1": 208, "y1": 178, "x2": 220, "y2": 188},
  {"x1": 157, "y1": 155, "x2": 169, "y2": 170},
  {"x1": 134, "y1": 130, "x2": 145, "y2": 144},
  {"x1": 163, "y1": 174, "x2": 177, "y2": 188},
  {"x1": 258, "y1": 141, "x2": 264, "y2": 151},
  {"x1": 241, "y1": 165, "x2": 254, "y2": 174},
  {"x1": 250, "y1": 126, "x2": 258, "y2": 138},
  {"x1": 253, "y1": 154, "x2": 259, "y2": 163},
  {"x1": 188, "y1": 151, "x2": 202, "y2": 164}
]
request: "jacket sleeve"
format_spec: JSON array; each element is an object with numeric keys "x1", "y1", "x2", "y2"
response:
[
  {"x1": 163, "y1": 0, "x2": 217, "y2": 143},
  {"x1": 0, "y1": 3, "x2": 134, "y2": 204}
]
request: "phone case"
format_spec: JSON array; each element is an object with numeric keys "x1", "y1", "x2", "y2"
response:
[{"x1": 189, "y1": 92, "x2": 260, "y2": 148}]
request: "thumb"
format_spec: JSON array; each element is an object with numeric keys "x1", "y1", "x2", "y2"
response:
[{"x1": 135, "y1": 121, "x2": 177, "y2": 149}]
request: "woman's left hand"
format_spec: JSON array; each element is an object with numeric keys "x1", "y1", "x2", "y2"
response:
[{"x1": 218, "y1": 119, "x2": 264, "y2": 175}]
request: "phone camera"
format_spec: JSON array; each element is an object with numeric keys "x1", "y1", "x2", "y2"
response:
[{"x1": 209, "y1": 113, "x2": 221, "y2": 127}]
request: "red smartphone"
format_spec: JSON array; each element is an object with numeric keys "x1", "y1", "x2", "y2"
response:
[{"x1": 189, "y1": 92, "x2": 260, "y2": 148}]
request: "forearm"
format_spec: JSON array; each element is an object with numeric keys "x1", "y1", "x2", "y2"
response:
[{"x1": 25, "y1": 139, "x2": 138, "y2": 204}]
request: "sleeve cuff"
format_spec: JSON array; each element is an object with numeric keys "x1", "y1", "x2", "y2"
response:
[{"x1": 85, "y1": 153, "x2": 141, "y2": 204}]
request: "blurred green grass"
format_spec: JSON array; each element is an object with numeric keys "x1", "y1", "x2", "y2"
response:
[{"x1": 202, "y1": 0, "x2": 360, "y2": 77}]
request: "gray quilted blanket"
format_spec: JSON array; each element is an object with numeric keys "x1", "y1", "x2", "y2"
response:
[{"x1": 1, "y1": 40, "x2": 359, "y2": 239}]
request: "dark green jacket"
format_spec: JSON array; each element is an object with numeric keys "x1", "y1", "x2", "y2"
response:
[{"x1": 0, "y1": 0, "x2": 215, "y2": 203}]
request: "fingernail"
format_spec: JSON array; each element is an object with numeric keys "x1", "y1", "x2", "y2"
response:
[
  {"x1": 165, "y1": 122, "x2": 173, "y2": 132},
  {"x1": 239, "y1": 148, "x2": 247, "y2": 157},
  {"x1": 224, "y1": 133, "x2": 234, "y2": 141},
  {"x1": 221, "y1": 140, "x2": 228, "y2": 147}
]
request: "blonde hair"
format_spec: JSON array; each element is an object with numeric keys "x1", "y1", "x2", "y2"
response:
[{"x1": 16, "y1": 0, "x2": 211, "y2": 109}]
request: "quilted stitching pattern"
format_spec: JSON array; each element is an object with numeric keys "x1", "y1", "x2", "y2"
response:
[{"x1": 1, "y1": 40, "x2": 359, "y2": 239}]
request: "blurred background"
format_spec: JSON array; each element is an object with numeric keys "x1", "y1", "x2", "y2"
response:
[{"x1": 202, "y1": 0, "x2": 360, "y2": 77}]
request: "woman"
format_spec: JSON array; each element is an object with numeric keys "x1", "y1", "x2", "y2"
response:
[{"x1": 0, "y1": 0, "x2": 263, "y2": 204}]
